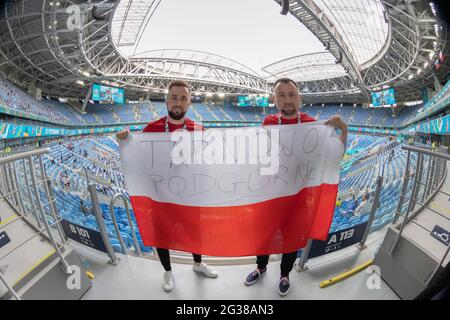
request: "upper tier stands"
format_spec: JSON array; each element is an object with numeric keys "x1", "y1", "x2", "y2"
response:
[{"x1": 0, "y1": 76, "x2": 428, "y2": 129}]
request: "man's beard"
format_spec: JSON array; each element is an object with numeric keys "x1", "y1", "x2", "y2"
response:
[
  {"x1": 280, "y1": 105, "x2": 297, "y2": 116},
  {"x1": 168, "y1": 107, "x2": 186, "y2": 120}
]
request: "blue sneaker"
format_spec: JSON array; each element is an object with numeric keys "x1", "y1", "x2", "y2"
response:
[
  {"x1": 244, "y1": 268, "x2": 266, "y2": 286},
  {"x1": 278, "y1": 277, "x2": 290, "y2": 296}
]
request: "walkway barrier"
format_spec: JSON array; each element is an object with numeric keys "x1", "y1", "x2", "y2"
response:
[
  {"x1": 0, "y1": 149, "x2": 70, "y2": 300},
  {"x1": 373, "y1": 144, "x2": 449, "y2": 299}
]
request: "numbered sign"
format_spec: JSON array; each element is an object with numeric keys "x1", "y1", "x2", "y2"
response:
[
  {"x1": 61, "y1": 219, "x2": 107, "y2": 253},
  {"x1": 0, "y1": 231, "x2": 11, "y2": 249},
  {"x1": 308, "y1": 222, "x2": 368, "y2": 259},
  {"x1": 431, "y1": 225, "x2": 450, "y2": 246}
]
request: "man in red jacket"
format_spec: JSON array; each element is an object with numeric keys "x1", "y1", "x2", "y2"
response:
[
  {"x1": 116, "y1": 80, "x2": 218, "y2": 292},
  {"x1": 244, "y1": 78, "x2": 348, "y2": 296}
]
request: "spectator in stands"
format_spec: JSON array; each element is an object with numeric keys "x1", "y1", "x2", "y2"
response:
[
  {"x1": 432, "y1": 141, "x2": 437, "y2": 150},
  {"x1": 362, "y1": 187, "x2": 370, "y2": 200},
  {"x1": 388, "y1": 148, "x2": 395, "y2": 163},
  {"x1": 349, "y1": 188, "x2": 357, "y2": 205},
  {"x1": 336, "y1": 198, "x2": 342, "y2": 207},
  {"x1": 80, "y1": 200, "x2": 90, "y2": 216},
  {"x1": 353, "y1": 194, "x2": 373, "y2": 217},
  {"x1": 116, "y1": 80, "x2": 218, "y2": 292},
  {"x1": 244, "y1": 77, "x2": 348, "y2": 296}
]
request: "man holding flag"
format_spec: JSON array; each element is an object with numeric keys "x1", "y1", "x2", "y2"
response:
[
  {"x1": 244, "y1": 78, "x2": 348, "y2": 296},
  {"x1": 116, "y1": 80, "x2": 219, "y2": 293}
]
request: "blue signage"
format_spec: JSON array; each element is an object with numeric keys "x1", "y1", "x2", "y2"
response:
[
  {"x1": 308, "y1": 222, "x2": 368, "y2": 258},
  {"x1": 61, "y1": 219, "x2": 107, "y2": 253}
]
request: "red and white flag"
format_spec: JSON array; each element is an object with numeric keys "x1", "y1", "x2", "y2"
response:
[{"x1": 120, "y1": 123, "x2": 344, "y2": 256}]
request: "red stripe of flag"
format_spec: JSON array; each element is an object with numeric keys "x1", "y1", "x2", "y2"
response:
[{"x1": 130, "y1": 183, "x2": 338, "y2": 256}]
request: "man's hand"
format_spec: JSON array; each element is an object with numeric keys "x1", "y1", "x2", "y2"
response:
[
  {"x1": 325, "y1": 115, "x2": 348, "y2": 147},
  {"x1": 116, "y1": 129, "x2": 130, "y2": 140}
]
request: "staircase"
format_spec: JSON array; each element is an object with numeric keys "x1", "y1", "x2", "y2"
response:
[
  {"x1": 93, "y1": 114, "x2": 102, "y2": 124},
  {"x1": 374, "y1": 153, "x2": 449, "y2": 300},
  {"x1": 218, "y1": 107, "x2": 232, "y2": 121},
  {"x1": 0, "y1": 149, "x2": 91, "y2": 299},
  {"x1": 206, "y1": 106, "x2": 220, "y2": 121},
  {"x1": 133, "y1": 106, "x2": 141, "y2": 122},
  {"x1": 111, "y1": 109, "x2": 121, "y2": 123},
  {"x1": 191, "y1": 106, "x2": 204, "y2": 121}
]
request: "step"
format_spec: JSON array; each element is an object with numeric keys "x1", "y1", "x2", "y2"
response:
[
  {"x1": 0, "y1": 200, "x2": 56, "y2": 289},
  {"x1": 17, "y1": 247, "x2": 92, "y2": 300},
  {"x1": 374, "y1": 227, "x2": 436, "y2": 300}
]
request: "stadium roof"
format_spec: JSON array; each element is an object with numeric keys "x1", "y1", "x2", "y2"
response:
[
  {"x1": 111, "y1": 0, "x2": 161, "y2": 49},
  {"x1": 312, "y1": 0, "x2": 389, "y2": 67},
  {"x1": 112, "y1": 0, "x2": 324, "y2": 73},
  {"x1": 0, "y1": 0, "x2": 448, "y2": 102},
  {"x1": 111, "y1": 0, "x2": 388, "y2": 79},
  {"x1": 262, "y1": 52, "x2": 348, "y2": 82}
]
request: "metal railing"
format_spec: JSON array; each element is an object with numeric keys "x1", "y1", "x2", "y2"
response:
[
  {"x1": 389, "y1": 144, "x2": 449, "y2": 286},
  {"x1": 108, "y1": 193, "x2": 142, "y2": 256},
  {"x1": 86, "y1": 185, "x2": 149, "y2": 266},
  {"x1": 0, "y1": 149, "x2": 70, "y2": 300},
  {"x1": 295, "y1": 171, "x2": 385, "y2": 272}
]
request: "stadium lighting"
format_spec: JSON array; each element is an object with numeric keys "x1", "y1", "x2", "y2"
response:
[
  {"x1": 218, "y1": 93, "x2": 225, "y2": 98},
  {"x1": 434, "y1": 24, "x2": 439, "y2": 37},
  {"x1": 408, "y1": 74, "x2": 414, "y2": 80},
  {"x1": 429, "y1": 51, "x2": 435, "y2": 60},
  {"x1": 430, "y1": 2, "x2": 437, "y2": 16},
  {"x1": 424, "y1": 61, "x2": 429, "y2": 68},
  {"x1": 416, "y1": 68, "x2": 422, "y2": 75},
  {"x1": 195, "y1": 91, "x2": 201, "y2": 96},
  {"x1": 49, "y1": 2, "x2": 53, "y2": 6},
  {"x1": 164, "y1": 89, "x2": 169, "y2": 94},
  {"x1": 206, "y1": 92, "x2": 213, "y2": 97},
  {"x1": 81, "y1": 71, "x2": 90, "y2": 77},
  {"x1": 76, "y1": 80, "x2": 84, "y2": 86}
]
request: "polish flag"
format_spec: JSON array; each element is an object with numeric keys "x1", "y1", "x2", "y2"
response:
[{"x1": 120, "y1": 123, "x2": 344, "y2": 257}]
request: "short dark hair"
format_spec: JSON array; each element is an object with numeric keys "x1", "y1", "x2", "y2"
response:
[
  {"x1": 272, "y1": 78, "x2": 299, "y2": 91},
  {"x1": 168, "y1": 80, "x2": 191, "y2": 94}
]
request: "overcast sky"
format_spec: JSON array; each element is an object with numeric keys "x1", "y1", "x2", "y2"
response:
[{"x1": 118, "y1": 0, "x2": 325, "y2": 73}]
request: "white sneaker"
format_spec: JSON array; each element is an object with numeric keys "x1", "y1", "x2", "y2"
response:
[
  {"x1": 162, "y1": 271, "x2": 174, "y2": 292},
  {"x1": 193, "y1": 262, "x2": 219, "y2": 278}
]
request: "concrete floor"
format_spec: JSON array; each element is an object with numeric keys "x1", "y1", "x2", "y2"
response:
[{"x1": 77, "y1": 225, "x2": 400, "y2": 300}]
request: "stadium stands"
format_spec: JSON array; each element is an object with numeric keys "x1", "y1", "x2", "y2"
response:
[
  {"x1": 24, "y1": 132, "x2": 413, "y2": 255},
  {"x1": 0, "y1": 77, "x2": 424, "y2": 128},
  {"x1": 0, "y1": 72, "x2": 445, "y2": 253}
]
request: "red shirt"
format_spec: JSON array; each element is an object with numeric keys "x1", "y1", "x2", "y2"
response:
[
  {"x1": 263, "y1": 112, "x2": 316, "y2": 126},
  {"x1": 142, "y1": 116, "x2": 204, "y2": 132}
]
